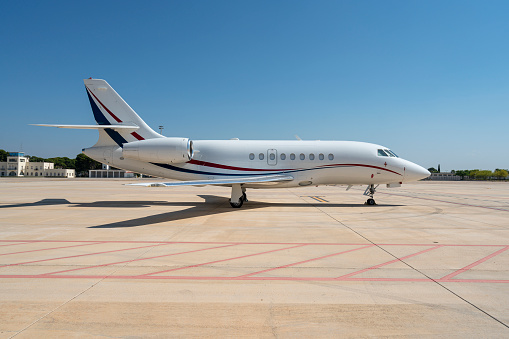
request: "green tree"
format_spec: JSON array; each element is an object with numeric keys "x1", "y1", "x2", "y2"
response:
[
  {"x1": 27, "y1": 155, "x2": 46, "y2": 162},
  {"x1": 453, "y1": 170, "x2": 470, "y2": 179},
  {"x1": 46, "y1": 157, "x2": 76, "y2": 169},
  {"x1": 0, "y1": 149, "x2": 8, "y2": 162},
  {"x1": 474, "y1": 170, "x2": 493, "y2": 180},
  {"x1": 75, "y1": 153, "x2": 102, "y2": 176},
  {"x1": 494, "y1": 169, "x2": 508, "y2": 180},
  {"x1": 428, "y1": 167, "x2": 438, "y2": 173}
]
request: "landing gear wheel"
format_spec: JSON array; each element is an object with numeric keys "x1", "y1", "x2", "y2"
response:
[
  {"x1": 366, "y1": 198, "x2": 376, "y2": 205},
  {"x1": 230, "y1": 198, "x2": 244, "y2": 208}
]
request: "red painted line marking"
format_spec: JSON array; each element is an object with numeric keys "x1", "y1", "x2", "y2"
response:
[
  {"x1": 238, "y1": 244, "x2": 374, "y2": 278},
  {"x1": 336, "y1": 245, "x2": 443, "y2": 280},
  {"x1": 41, "y1": 244, "x2": 238, "y2": 276},
  {"x1": 439, "y1": 246, "x2": 509, "y2": 281},
  {"x1": 0, "y1": 242, "x2": 33, "y2": 247},
  {"x1": 0, "y1": 243, "x2": 171, "y2": 269},
  {"x1": 1, "y1": 274, "x2": 508, "y2": 283},
  {"x1": 2, "y1": 240, "x2": 508, "y2": 247},
  {"x1": 0, "y1": 242, "x2": 104, "y2": 257},
  {"x1": 139, "y1": 244, "x2": 306, "y2": 277},
  {"x1": 380, "y1": 191, "x2": 509, "y2": 212}
]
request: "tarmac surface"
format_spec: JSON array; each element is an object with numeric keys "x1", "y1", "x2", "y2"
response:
[{"x1": 0, "y1": 178, "x2": 508, "y2": 338}]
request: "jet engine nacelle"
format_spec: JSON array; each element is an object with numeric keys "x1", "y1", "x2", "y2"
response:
[{"x1": 122, "y1": 137, "x2": 193, "y2": 164}]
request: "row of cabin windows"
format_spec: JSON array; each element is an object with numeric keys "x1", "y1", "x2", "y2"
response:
[{"x1": 249, "y1": 153, "x2": 334, "y2": 161}]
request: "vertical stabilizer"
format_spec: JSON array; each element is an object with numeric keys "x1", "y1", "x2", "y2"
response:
[{"x1": 84, "y1": 78, "x2": 162, "y2": 146}]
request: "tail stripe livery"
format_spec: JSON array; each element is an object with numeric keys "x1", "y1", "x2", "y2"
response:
[
  {"x1": 83, "y1": 78, "x2": 163, "y2": 146},
  {"x1": 85, "y1": 87, "x2": 123, "y2": 123}
]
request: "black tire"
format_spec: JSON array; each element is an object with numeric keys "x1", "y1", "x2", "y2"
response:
[
  {"x1": 366, "y1": 198, "x2": 376, "y2": 205},
  {"x1": 230, "y1": 199, "x2": 244, "y2": 208}
]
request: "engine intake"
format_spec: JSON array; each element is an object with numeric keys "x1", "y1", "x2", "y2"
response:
[{"x1": 122, "y1": 138, "x2": 193, "y2": 164}]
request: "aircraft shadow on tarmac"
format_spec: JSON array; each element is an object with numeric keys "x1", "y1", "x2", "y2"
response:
[{"x1": 0, "y1": 196, "x2": 402, "y2": 228}]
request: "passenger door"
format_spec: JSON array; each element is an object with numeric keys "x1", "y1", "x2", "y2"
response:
[{"x1": 267, "y1": 149, "x2": 277, "y2": 166}]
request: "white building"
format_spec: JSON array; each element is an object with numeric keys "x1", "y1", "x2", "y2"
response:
[
  {"x1": 88, "y1": 163, "x2": 135, "y2": 178},
  {"x1": 0, "y1": 152, "x2": 75, "y2": 178}
]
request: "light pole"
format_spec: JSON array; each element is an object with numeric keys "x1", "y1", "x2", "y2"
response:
[{"x1": 159, "y1": 126, "x2": 164, "y2": 135}]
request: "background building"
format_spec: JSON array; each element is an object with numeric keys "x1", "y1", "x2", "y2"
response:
[
  {"x1": 88, "y1": 164, "x2": 135, "y2": 178},
  {"x1": 0, "y1": 152, "x2": 75, "y2": 178}
]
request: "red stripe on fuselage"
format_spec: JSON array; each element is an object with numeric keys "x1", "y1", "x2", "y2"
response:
[
  {"x1": 187, "y1": 159, "x2": 402, "y2": 176},
  {"x1": 187, "y1": 159, "x2": 289, "y2": 172},
  {"x1": 131, "y1": 132, "x2": 144, "y2": 140},
  {"x1": 86, "y1": 86, "x2": 123, "y2": 123}
]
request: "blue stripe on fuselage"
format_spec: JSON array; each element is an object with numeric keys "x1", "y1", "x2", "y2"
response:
[{"x1": 150, "y1": 162, "x2": 351, "y2": 177}]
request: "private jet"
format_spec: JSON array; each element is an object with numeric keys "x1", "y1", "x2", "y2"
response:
[{"x1": 34, "y1": 79, "x2": 430, "y2": 208}]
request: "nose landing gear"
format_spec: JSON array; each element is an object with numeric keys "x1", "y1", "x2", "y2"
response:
[
  {"x1": 363, "y1": 184, "x2": 378, "y2": 205},
  {"x1": 229, "y1": 184, "x2": 247, "y2": 208}
]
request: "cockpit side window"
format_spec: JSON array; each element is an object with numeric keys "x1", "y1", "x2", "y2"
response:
[
  {"x1": 377, "y1": 149, "x2": 389, "y2": 157},
  {"x1": 386, "y1": 149, "x2": 399, "y2": 157}
]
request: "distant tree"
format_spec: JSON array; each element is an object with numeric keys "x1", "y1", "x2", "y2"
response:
[
  {"x1": 438, "y1": 164, "x2": 441, "y2": 173},
  {"x1": 474, "y1": 170, "x2": 493, "y2": 180},
  {"x1": 75, "y1": 153, "x2": 102, "y2": 176},
  {"x1": 454, "y1": 170, "x2": 470, "y2": 180},
  {"x1": 27, "y1": 155, "x2": 46, "y2": 162},
  {"x1": 494, "y1": 169, "x2": 508, "y2": 180},
  {"x1": 46, "y1": 157, "x2": 75, "y2": 169},
  {"x1": 428, "y1": 167, "x2": 438, "y2": 173},
  {"x1": 0, "y1": 149, "x2": 8, "y2": 162}
]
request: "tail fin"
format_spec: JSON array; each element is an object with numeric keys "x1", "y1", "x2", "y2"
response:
[{"x1": 84, "y1": 78, "x2": 162, "y2": 146}]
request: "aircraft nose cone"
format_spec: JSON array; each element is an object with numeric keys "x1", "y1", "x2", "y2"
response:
[{"x1": 405, "y1": 162, "x2": 430, "y2": 182}]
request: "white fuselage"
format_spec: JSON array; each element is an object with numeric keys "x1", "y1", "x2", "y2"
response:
[{"x1": 84, "y1": 139, "x2": 429, "y2": 188}]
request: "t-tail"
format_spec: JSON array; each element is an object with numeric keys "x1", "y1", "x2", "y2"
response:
[{"x1": 84, "y1": 78, "x2": 163, "y2": 147}]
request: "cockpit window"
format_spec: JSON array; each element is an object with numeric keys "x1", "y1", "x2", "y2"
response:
[
  {"x1": 377, "y1": 149, "x2": 389, "y2": 157},
  {"x1": 385, "y1": 149, "x2": 399, "y2": 157}
]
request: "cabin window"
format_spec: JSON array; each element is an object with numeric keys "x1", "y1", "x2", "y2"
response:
[
  {"x1": 300, "y1": 153, "x2": 305, "y2": 160},
  {"x1": 280, "y1": 153, "x2": 286, "y2": 160},
  {"x1": 309, "y1": 154, "x2": 315, "y2": 160},
  {"x1": 290, "y1": 153, "x2": 296, "y2": 160},
  {"x1": 377, "y1": 149, "x2": 389, "y2": 157},
  {"x1": 249, "y1": 153, "x2": 255, "y2": 160},
  {"x1": 269, "y1": 153, "x2": 275, "y2": 161},
  {"x1": 259, "y1": 153, "x2": 264, "y2": 160},
  {"x1": 328, "y1": 153, "x2": 334, "y2": 161},
  {"x1": 319, "y1": 153, "x2": 324, "y2": 160}
]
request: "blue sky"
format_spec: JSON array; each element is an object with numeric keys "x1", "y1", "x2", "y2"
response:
[{"x1": 1, "y1": 1, "x2": 508, "y2": 171}]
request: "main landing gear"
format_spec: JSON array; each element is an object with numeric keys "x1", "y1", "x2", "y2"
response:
[
  {"x1": 363, "y1": 184, "x2": 378, "y2": 205},
  {"x1": 230, "y1": 184, "x2": 247, "y2": 208}
]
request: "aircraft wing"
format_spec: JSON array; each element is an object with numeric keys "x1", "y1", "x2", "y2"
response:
[
  {"x1": 30, "y1": 124, "x2": 140, "y2": 131},
  {"x1": 127, "y1": 174, "x2": 294, "y2": 187}
]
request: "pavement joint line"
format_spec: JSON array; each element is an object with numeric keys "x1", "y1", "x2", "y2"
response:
[
  {"x1": 296, "y1": 190, "x2": 509, "y2": 329},
  {"x1": 8, "y1": 240, "x2": 188, "y2": 338},
  {"x1": 335, "y1": 245, "x2": 443, "y2": 280},
  {"x1": 139, "y1": 243, "x2": 305, "y2": 277},
  {"x1": 440, "y1": 245, "x2": 509, "y2": 280},
  {"x1": 378, "y1": 191, "x2": 509, "y2": 212}
]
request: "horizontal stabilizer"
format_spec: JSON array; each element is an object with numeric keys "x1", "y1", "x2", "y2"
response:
[
  {"x1": 31, "y1": 124, "x2": 140, "y2": 131},
  {"x1": 127, "y1": 174, "x2": 294, "y2": 187}
]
